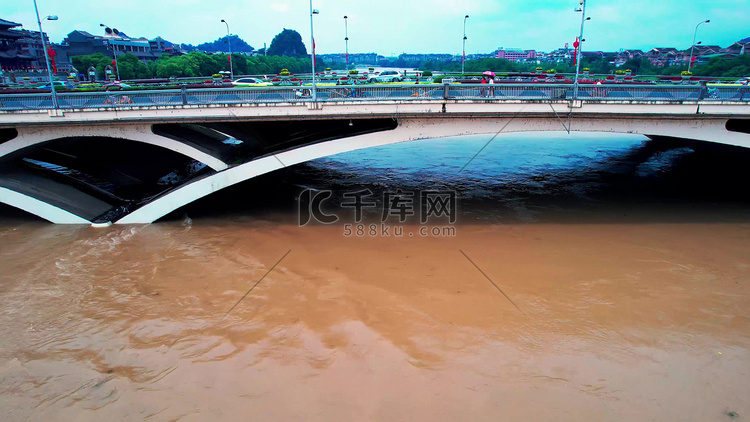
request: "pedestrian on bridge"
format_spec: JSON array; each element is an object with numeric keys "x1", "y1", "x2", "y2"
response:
[{"x1": 481, "y1": 71, "x2": 495, "y2": 98}]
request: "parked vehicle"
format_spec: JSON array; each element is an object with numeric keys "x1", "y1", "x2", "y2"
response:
[{"x1": 368, "y1": 70, "x2": 404, "y2": 83}]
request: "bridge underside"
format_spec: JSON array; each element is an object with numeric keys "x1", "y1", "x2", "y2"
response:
[{"x1": 0, "y1": 115, "x2": 748, "y2": 224}]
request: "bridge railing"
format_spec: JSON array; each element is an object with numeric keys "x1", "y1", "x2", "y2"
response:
[{"x1": 0, "y1": 83, "x2": 748, "y2": 111}]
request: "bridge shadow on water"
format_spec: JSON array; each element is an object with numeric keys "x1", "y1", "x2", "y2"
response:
[
  {"x1": 166, "y1": 132, "x2": 750, "y2": 225},
  {"x1": 2, "y1": 132, "x2": 750, "y2": 225}
]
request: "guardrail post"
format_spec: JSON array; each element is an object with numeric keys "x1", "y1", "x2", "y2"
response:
[
  {"x1": 181, "y1": 85, "x2": 188, "y2": 105},
  {"x1": 443, "y1": 82, "x2": 449, "y2": 100}
]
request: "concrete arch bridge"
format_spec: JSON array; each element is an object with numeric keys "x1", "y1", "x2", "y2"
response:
[{"x1": 0, "y1": 83, "x2": 748, "y2": 224}]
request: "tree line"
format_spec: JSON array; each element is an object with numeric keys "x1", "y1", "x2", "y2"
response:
[
  {"x1": 71, "y1": 52, "x2": 327, "y2": 80},
  {"x1": 417, "y1": 54, "x2": 750, "y2": 77},
  {"x1": 70, "y1": 42, "x2": 747, "y2": 80}
]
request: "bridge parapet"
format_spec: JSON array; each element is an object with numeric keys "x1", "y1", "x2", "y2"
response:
[{"x1": 1, "y1": 83, "x2": 748, "y2": 113}]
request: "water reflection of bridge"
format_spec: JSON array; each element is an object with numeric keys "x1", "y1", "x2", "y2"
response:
[{"x1": 0, "y1": 84, "x2": 749, "y2": 225}]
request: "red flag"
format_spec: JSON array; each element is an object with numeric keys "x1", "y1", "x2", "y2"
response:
[
  {"x1": 47, "y1": 47, "x2": 57, "y2": 73},
  {"x1": 573, "y1": 38, "x2": 580, "y2": 66}
]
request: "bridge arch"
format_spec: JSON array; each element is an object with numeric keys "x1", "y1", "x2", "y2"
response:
[
  {"x1": 115, "y1": 115, "x2": 750, "y2": 224},
  {"x1": 0, "y1": 124, "x2": 229, "y2": 171},
  {"x1": 0, "y1": 187, "x2": 91, "y2": 224}
]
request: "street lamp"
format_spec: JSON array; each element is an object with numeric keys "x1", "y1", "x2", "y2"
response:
[
  {"x1": 33, "y1": 0, "x2": 58, "y2": 109},
  {"x1": 99, "y1": 23, "x2": 121, "y2": 80},
  {"x1": 462, "y1": 15, "x2": 469, "y2": 75},
  {"x1": 221, "y1": 19, "x2": 233, "y2": 80},
  {"x1": 344, "y1": 15, "x2": 349, "y2": 70},
  {"x1": 309, "y1": 1, "x2": 319, "y2": 102},
  {"x1": 573, "y1": 0, "x2": 590, "y2": 100},
  {"x1": 688, "y1": 19, "x2": 710, "y2": 73}
]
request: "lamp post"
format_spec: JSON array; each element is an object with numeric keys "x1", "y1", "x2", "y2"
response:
[
  {"x1": 99, "y1": 23, "x2": 121, "y2": 80},
  {"x1": 573, "y1": 0, "x2": 590, "y2": 100},
  {"x1": 344, "y1": 15, "x2": 349, "y2": 70},
  {"x1": 688, "y1": 19, "x2": 710, "y2": 73},
  {"x1": 309, "y1": 1, "x2": 319, "y2": 102},
  {"x1": 462, "y1": 15, "x2": 469, "y2": 75},
  {"x1": 221, "y1": 19, "x2": 233, "y2": 80},
  {"x1": 33, "y1": 0, "x2": 58, "y2": 109}
]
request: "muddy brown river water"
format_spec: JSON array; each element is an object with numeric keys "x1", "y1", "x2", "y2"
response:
[{"x1": 1, "y1": 133, "x2": 749, "y2": 420}]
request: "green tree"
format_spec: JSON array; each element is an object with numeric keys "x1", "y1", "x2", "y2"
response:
[
  {"x1": 115, "y1": 53, "x2": 152, "y2": 79},
  {"x1": 187, "y1": 52, "x2": 221, "y2": 76},
  {"x1": 70, "y1": 53, "x2": 112, "y2": 79},
  {"x1": 692, "y1": 54, "x2": 750, "y2": 77},
  {"x1": 267, "y1": 29, "x2": 308, "y2": 58}
]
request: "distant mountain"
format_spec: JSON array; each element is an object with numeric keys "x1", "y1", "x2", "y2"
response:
[
  {"x1": 267, "y1": 29, "x2": 307, "y2": 58},
  {"x1": 740, "y1": 37, "x2": 750, "y2": 43},
  {"x1": 183, "y1": 35, "x2": 254, "y2": 53}
]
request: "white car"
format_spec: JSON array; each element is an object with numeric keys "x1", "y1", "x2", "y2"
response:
[
  {"x1": 232, "y1": 77, "x2": 270, "y2": 86},
  {"x1": 37, "y1": 80, "x2": 73, "y2": 89},
  {"x1": 368, "y1": 70, "x2": 404, "y2": 83}
]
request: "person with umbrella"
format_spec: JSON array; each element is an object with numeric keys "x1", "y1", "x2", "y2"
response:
[{"x1": 481, "y1": 71, "x2": 495, "y2": 97}]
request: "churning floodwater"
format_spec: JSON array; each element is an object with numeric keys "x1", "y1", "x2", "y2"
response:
[{"x1": 1, "y1": 132, "x2": 749, "y2": 421}]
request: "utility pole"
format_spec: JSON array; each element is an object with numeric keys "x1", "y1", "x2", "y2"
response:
[
  {"x1": 344, "y1": 16, "x2": 349, "y2": 69},
  {"x1": 310, "y1": 1, "x2": 318, "y2": 102},
  {"x1": 99, "y1": 23, "x2": 121, "y2": 80},
  {"x1": 33, "y1": 0, "x2": 58, "y2": 109},
  {"x1": 688, "y1": 20, "x2": 710, "y2": 73},
  {"x1": 221, "y1": 19, "x2": 233, "y2": 80},
  {"x1": 462, "y1": 15, "x2": 469, "y2": 75},
  {"x1": 573, "y1": 0, "x2": 590, "y2": 100}
]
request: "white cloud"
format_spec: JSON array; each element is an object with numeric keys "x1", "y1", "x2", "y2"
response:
[{"x1": 269, "y1": 3, "x2": 290, "y2": 13}]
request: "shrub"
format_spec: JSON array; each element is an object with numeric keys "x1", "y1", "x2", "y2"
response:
[{"x1": 422, "y1": 70, "x2": 433, "y2": 77}]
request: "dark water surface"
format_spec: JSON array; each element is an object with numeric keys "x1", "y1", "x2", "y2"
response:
[{"x1": 1, "y1": 133, "x2": 749, "y2": 421}]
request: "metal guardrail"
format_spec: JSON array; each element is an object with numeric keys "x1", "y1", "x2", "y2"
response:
[{"x1": 0, "y1": 84, "x2": 748, "y2": 111}]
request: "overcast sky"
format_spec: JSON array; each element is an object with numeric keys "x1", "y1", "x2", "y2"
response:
[{"x1": 4, "y1": 0, "x2": 748, "y2": 55}]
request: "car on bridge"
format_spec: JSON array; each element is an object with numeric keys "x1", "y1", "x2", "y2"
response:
[
  {"x1": 102, "y1": 82, "x2": 131, "y2": 90},
  {"x1": 37, "y1": 81, "x2": 73, "y2": 90},
  {"x1": 368, "y1": 70, "x2": 404, "y2": 83},
  {"x1": 232, "y1": 77, "x2": 271, "y2": 87}
]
